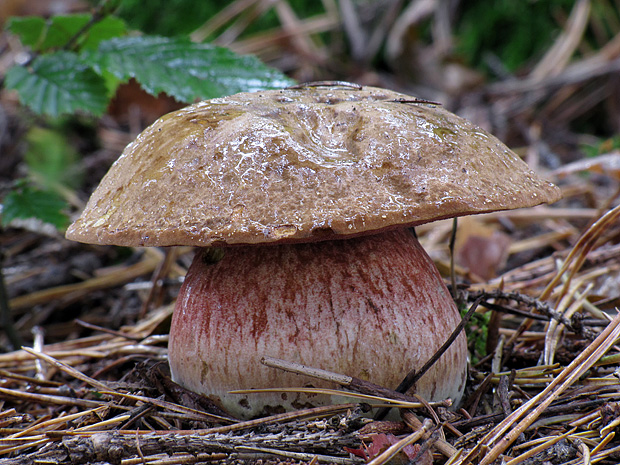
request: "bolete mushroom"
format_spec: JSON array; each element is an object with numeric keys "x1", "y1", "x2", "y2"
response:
[{"x1": 66, "y1": 83, "x2": 561, "y2": 419}]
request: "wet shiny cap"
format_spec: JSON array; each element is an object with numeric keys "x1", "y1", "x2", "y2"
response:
[{"x1": 66, "y1": 83, "x2": 562, "y2": 247}]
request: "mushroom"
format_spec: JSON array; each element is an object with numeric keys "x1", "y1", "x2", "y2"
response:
[{"x1": 66, "y1": 84, "x2": 561, "y2": 419}]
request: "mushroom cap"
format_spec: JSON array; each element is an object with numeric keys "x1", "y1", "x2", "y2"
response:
[{"x1": 66, "y1": 85, "x2": 561, "y2": 247}]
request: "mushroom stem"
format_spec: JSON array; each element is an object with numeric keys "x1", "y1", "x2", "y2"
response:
[{"x1": 168, "y1": 228, "x2": 467, "y2": 419}]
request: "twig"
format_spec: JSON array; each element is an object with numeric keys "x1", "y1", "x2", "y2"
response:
[
  {"x1": 74, "y1": 319, "x2": 144, "y2": 341},
  {"x1": 235, "y1": 446, "x2": 361, "y2": 464},
  {"x1": 393, "y1": 295, "x2": 483, "y2": 397},
  {"x1": 21, "y1": 346, "x2": 113, "y2": 392},
  {"x1": 260, "y1": 356, "x2": 432, "y2": 405},
  {"x1": 0, "y1": 385, "x2": 108, "y2": 409},
  {"x1": 401, "y1": 410, "x2": 459, "y2": 458}
]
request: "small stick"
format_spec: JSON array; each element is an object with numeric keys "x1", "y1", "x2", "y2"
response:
[
  {"x1": 391, "y1": 98, "x2": 443, "y2": 106},
  {"x1": 261, "y1": 357, "x2": 458, "y2": 459},
  {"x1": 402, "y1": 295, "x2": 482, "y2": 391},
  {"x1": 21, "y1": 347, "x2": 112, "y2": 393},
  {"x1": 287, "y1": 80, "x2": 363, "y2": 89},
  {"x1": 74, "y1": 319, "x2": 143, "y2": 341},
  {"x1": 401, "y1": 410, "x2": 458, "y2": 458},
  {"x1": 0, "y1": 385, "x2": 107, "y2": 409},
  {"x1": 260, "y1": 356, "x2": 422, "y2": 405},
  {"x1": 236, "y1": 446, "x2": 361, "y2": 465}
]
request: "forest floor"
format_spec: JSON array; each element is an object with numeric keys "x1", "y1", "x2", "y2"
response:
[{"x1": 1, "y1": 1, "x2": 620, "y2": 464}]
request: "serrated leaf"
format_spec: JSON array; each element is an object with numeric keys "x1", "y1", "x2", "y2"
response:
[
  {"x1": 5, "y1": 52, "x2": 109, "y2": 117},
  {"x1": 1, "y1": 186, "x2": 69, "y2": 229},
  {"x1": 7, "y1": 16, "x2": 46, "y2": 49},
  {"x1": 83, "y1": 36, "x2": 295, "y2": 102}
]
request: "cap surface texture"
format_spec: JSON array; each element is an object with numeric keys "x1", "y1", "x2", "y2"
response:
[{"x1": 66, "y1": 85, "x2": 562, "y2": 247}]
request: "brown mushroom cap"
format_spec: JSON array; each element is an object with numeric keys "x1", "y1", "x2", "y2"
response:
[{"x1": 66, "y1": 85, "x2": 561, "y2": 247}]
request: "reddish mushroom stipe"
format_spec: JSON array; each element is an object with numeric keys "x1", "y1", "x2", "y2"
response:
[{"x1": 169, "y1": 228, "x2": 467, "y2": 418}]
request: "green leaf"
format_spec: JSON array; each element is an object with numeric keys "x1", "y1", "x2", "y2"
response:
[
  {"x1": 24, "y1": 127, "x2": 83, "y2": 190},
  {"x1": 7, "y1": 16, "x2": 46, "y2": 49},
  {"x1": 83, "y1": 36, "x2": 295, "y2": 102},
  {"x1": 7, "y1": 14, "x2": 127, "y2": 52},
  {"x1": 7, "y1": 14, "x2": 90, "y2": 52},
  {"x1": 1, "y1": 185, "x2": 69, "y2": 229},
  {"x1": 80, "y1": 16, "x2": 128, "y2": 51},
  {"x1": 39, "y1": 14, "x2": 90, "y2": 51},
  {"x1": 5, "y1": 52, "x2": 109, "y2": 117}
]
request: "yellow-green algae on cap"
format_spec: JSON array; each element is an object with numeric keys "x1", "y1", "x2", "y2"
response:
[{"x1": 66, "y1": 84, "x2": 561, "y2": 247}]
